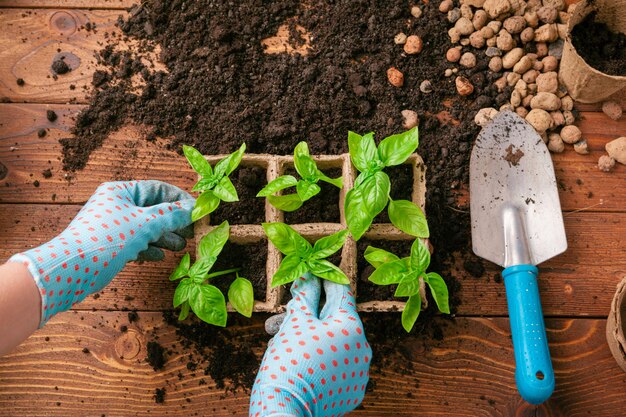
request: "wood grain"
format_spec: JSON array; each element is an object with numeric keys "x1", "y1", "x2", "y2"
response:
[
  {"x1": 1, "y1": 103, "x2": 624, "y2": 212},
  {"x1": 2, "y1": 0, "x2": 132, "y2": 8},
  {"x1": 0, "y1": 9, "x2": 127, "y2": 104},
  {"x1": 0, "y1": 313, "x2": 624, "y2": 416},
  {"x1": 0, "y1": 203, "x2": 623, "y2": 317}
]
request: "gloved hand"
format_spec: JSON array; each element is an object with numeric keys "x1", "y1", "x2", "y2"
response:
[
  {"x1": 10, "y1": 180, "x2": 195, "y2": 326},
  {"x1": 250, "y1": 273, "x2": 372, "y2": 417}
]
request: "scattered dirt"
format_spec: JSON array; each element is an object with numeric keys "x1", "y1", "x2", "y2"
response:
[
  {"x1": 146, "y1": 340, "x2": 166, "y2": 370},
  {"x1": 210, "y1": 240, "x2": 268, "y2": 300},
  {"x1": 164, "y1": 312, "x2": 268, "y2": 392},
  {"x1": 572, "y1": 12, "x2": 626, "y2": 76},
  {"x1": 209, "y1": 166, "x2": 266, "y2": 225},
  {"x1": 283, "y1": 167, "x2": 341, "y2": 223},
  {"x1": 154, "y1": 388, "x2": 166, "y2": 404},
  {"x1": 51, "y1": 57, "x2": 71, "y2": 75},
  {"x1": 374, "y1": 164, "x2": 414, "y2": 223},
  {"x1": 503, "y1": 144, "x2": 524, "y2": 167},
  {"x1": 46, "y1": 110, "x2": 57, "y2": 122}
]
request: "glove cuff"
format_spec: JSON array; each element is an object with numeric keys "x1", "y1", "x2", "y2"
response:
[{"x1": 250, "y1": 384, "x2": 311, "y2": 417}]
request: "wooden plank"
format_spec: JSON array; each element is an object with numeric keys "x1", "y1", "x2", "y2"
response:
[
  {"x1": 0, "y1": 313, "x2": 624, "y2": 416},
  {"x1": 2, "y1": 0, "x2": 132, "y2": 9},
  {"x1": 1, "y1": 103, "x2": 625, "y2": 212},
  {"x1": 0, "y1": 9, "x2": 126, "y2": 104},
  {"x1": 0, "y1": 203, "x2": 623, "y2": 317}
]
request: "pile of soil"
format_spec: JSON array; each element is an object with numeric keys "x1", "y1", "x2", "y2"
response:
[
  {"x1": 571, "y1": 12, "x2": 626, "y2": 76},
  {"x1": 283, "y1": 167, "x2": 342, "y2": 223},
  {"x1": 211, "y1": 240, "x2": 268, "y2": 300},
  {"x1": 209, "y1": 166, "x2": 266, "y2": 225}
]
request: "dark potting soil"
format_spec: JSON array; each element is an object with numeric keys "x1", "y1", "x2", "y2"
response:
[
  {"x1": 209, "y1": 166, "x2": 266, "y2": 225},
  {"x1": 163, "y1": 312, "x2": 269, "y2": 392},
  {"x1": 210, "y1": 240, "x2": 268, "y2": 301},
  {"x1": 572, "y1": 12, "x2": 626, "y2": 76},
  {"x1": 373, "y1": 163, "x2": 414, "y2": 224},
  {"x1": 356, "y1": 239, "x2": 413, "y2": 303},
  {"x1": 146, "y1": 341, "x2": 166, "y2": 370},
  {"x1": 283, "y1": 167, "x2": 341, "y2": 224}
]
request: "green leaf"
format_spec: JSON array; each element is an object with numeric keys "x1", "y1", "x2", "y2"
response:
[
  {"x1": 256, "y1": 175, "x2": 298, "y2": 197},
  {"x1": 410, "y1": 239, "x2": 430, "y2": 274},
  {"x1": 364, "y1": 246, "x2": 400, "y2": 268},
  {"x1": 360, "y1": 171, "x2": 391, "y2": 217},
  {"x1": 178, "y1": 301, "x2": 190, "y2": 321},
  {"x1": 267, "y1": 194, "x2": 303, "y2": 212},
  {"x1": 296, "y1": 180, "x2": 321, "y2": 202},
  {"x1": 271, "y1": 254, "x2": 308, "y2": 287},
  {"x1": 348, "y1": 131, "x2": 378, "y2": 172},
  {"x1": 173, "y1": 278, "x2": 193, "y2": 307},
  {"x1": 169, "y1": 252, "x2": 191, "y2": 281},
  {"x1": 368, "y1": 258, "x2": 411, "y2": 285},
  {"x1": 294, "y1": 142, "x2": 318, "y2": 180},
  {"x1": 213, "y1": 176, "x2": 239, "y2": 202},
  {"x1": 311, "y1": 230, "x2": 348, "y2": 259},
  {"x1": 345, "y1": 186, "x2": 373, "y2": 241},
  {"x1": 214, "y1": 143, "x2": 246, "y2": 178},
  {"x1": 377, "y1": 127, "x2": 419, "y2": 167},
  {"x1": 191, "y1": 177, "x2": 217, "y2": 193},
  {"x1": 189, "y1": 258, "x2": 214, "y2": 282},
  {"x1": 394, "y1": 273, "x2": 421, "y2": 297},
  {"x1": 262, "y1": 222, "x2": 311, "y2": 256},
  {"x1": 424, "y1": 272, "x2": 450, "y2": 314},
  {"x1": 401, "y1": 293, "x2": 422, "y2": 332},
  {"x1": 198, "y1": 220, "x2": 230, "y2": 259},
  {"x1": 183, "y1": 145, "x2": 213, "y2": 177},
  {"x1": 308, "y1": 259, "x2": 350, "y2": 284},
  {"x1": 318, "y1": 173, "x2": 343, "y2": 189},
  {"x1": 388, "y1": 199, "x2": 429, "y2": 238},
  {"x1": 228, "y1": 277, "x2": 254, "y2": 318},
  {"x1": 192, "y1": 191, "x2": 220, "y2": 222},
  {"x1": 189, "y1": 284, "x2": 228, "y2": 327}
]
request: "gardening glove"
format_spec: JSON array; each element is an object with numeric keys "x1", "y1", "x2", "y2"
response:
[
  {"x1": 249, "y1": 273, "x2": 372, "y2": 417},
  {"x1": 9, "y1": 180, "x2": 195, "y2": 326}
]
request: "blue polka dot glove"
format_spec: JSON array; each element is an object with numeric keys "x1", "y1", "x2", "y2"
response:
[
  {"x1": 9, "y1": 180, "x2": 195, "y2": 326},
  {"x1": 250, "y1": 273, "x2": 372, "y2": 417}
]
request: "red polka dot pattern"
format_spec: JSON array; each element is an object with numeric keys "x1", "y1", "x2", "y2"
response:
[
  {"x1": 9, "y1": 181, "x2": 195, "y2": 327},
  {"x1": 249, "y1": 273, "x2": 371, "y2": 417}
]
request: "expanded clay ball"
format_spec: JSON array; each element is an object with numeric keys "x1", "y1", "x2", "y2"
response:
[
  {"x1": 503, "y1": 16, "x2": 526, "y2": 34},
  {"x1": 455, "y1": 17, "x2": 475, "y2": 35},
  {"x1": 496, "y1": 30, "x2": 515, "y2": 51},
  {"x1": 560, "y1": 125, "x2": 582, "y2": 144},
  {"x1": 536, "y1": 72, "x2": 558, "y2": 93},
  {"x1": 520, "y1": 27, "x2": 535, "y2": 43},
  {"x1": 394, "y1": 32, "x2": 408, "y2": 44},
  {"x1": 446, "y1": 47, "x2": 461, "y2": 62},
  {"x1": 473, "y1": 10, "x2": 489, "y2": 30},
  {"x1": 526, "y1": 109, "x2": 552, "y2": 133},
  {"x1": 602, "y1": 101, "x2": 623, "y2": 121},
  {"x1": 548, "y1": 133, "x2": 565, "y2": 153},
  {"x1": 542, "y1": 56, "x2": 558, "y2": 72},
  {"x1": 474, "y1": 107, "x2": 499, "y2": 126},
  {"x1": 404, "y1": 35, "x2": 423, "y2": 54},
  {"x1": 459, "y1": 52, "x2": 477, "y2": 68},
  {"x1": 489, "y1": 56, "x2": 503, "y2": 72},
  {"x1": 439, "y1": 0, "x2": 453, "y2": 13},
  {"x1": 537, "y1": 6, "x2": 558, "y2": 24},
  {"x1": 598, "y1": 155, "x2": 616, "y2": 172},
  {"x1": 401, "y1": 110, "x2": 419, "y2": 129},
  {"x1": 387, "y1": 67, "x2": 404, "y2": 87},
  {"x1": 455, "y1": 76, "x2": 474, "y2": 96},
  {"x1": 574, "y1": 139, "x2": 589, "y2": 155},
  {"x1": 411, "y1": 5, "x2": 423, "y2": 18},
  {"x1": 470, "y1": 31, "x2": 486, "y2": 48}
]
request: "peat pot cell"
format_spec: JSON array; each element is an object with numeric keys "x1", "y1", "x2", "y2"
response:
[
  {"x1": 283, "y1": 167, "x2": 342, "y2": 224},
  {"x1": 374, "y1": 163, "x2": 414, "y2": 224},
  {"x1": 210, "y1": 240, "x2": 268, "y2": 302},
  {"x1": 209, "y1": 165, "x2": 267, "y2": 225},
  {"x1": 279, "y1": 247, "x2": 342, "y2": 306},
  {"x1": 356, "y1": 238, "x2": 413, "y2": 303}
]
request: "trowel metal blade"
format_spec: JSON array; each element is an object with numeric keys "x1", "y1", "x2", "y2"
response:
[{"x1": 469, "y1": 110, "x2": 567, "y2": 267}]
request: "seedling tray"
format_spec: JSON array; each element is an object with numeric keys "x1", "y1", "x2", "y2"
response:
[{"x1": 195, "y1": 152, "x2": 426, "y2": 312}]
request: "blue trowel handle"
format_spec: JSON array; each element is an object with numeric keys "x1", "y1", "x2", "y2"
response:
[{"x1": 503, "y1": 264, "x2": 554, "y2": 405}]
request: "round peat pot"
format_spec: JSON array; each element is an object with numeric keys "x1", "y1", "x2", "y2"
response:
[
  {"x1": 560, "y1": 0, "x2": 626, "y2": 103},
  {"x1": 607, "y1": 276, "x2": 626, "y2": 373}
]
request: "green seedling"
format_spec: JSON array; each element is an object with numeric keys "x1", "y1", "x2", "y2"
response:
[
  {"x1": 345, "y1": 128, "x2": 428, "y2": 240},
  {"x1": 257, "y1": 142, "x2": 343, "y2": 211},
  {"x1": 170, "y1": 221, "x2": 254, "y2": 326},
  {"x1": 364, "y1": 239, "x2": 450, "y2": 332},
  {"x1": 183, "y1": 143, "x2": 246, "y2": 221},
  {"x1": 262, "y1": 222, "x2": 349, "y2": 287}
]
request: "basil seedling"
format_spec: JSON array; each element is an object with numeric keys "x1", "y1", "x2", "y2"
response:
[
  {"x1": 262, "y1": 222, "x2": 349, "y2": 286},
  {"x1": 345, "y1": 128, "x2": 429, "y2": 240},
  {"x1": 257, "y1": 142, "x2": 342, "y2": 212},
  {"x1": 364, "y1": 239, "x2": 450, "y2": 332},
  {"x1": 170, "y1": 221, "x2": 255, "y2": 326},
  {"x1": 183, "y1": 143, "x2": 246, "y2": 221}
]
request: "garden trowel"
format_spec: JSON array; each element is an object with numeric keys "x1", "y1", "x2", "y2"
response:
[{"x1": 469, "y1": 110, "x2": 567, "y2": 405}]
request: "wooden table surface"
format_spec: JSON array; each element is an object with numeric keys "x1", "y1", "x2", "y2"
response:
[{"x1": 0, "y1": 1, "x2": 625, "y2": 416}]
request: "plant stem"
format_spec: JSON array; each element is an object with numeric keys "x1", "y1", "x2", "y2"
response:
[{"x1": 207, "y1": 268, "x2": 240, "y2": 279}]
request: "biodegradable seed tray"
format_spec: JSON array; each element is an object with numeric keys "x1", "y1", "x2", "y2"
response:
[{"x1": 195, "y1": 153, "x2": 426, "y2": 313}]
